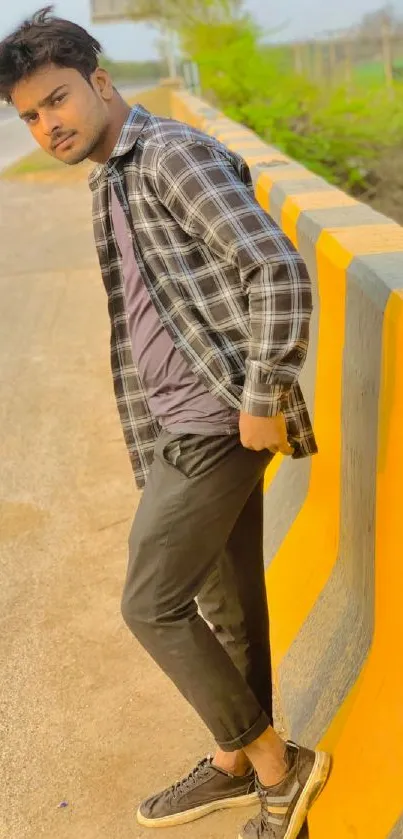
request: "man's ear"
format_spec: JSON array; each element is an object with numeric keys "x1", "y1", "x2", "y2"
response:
[{"x1": 91, "y1": 68, "x2": 114, "y2": 101}]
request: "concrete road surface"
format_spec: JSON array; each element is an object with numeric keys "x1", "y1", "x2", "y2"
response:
[
  {"x1": 0, "y1": 109, "x2": 36, "y2": 172},
  {"x1": 0, "y1": 107, "x2": 15, "y2": 122},
  {"x1": 0, "y1": 178, "x2": 260, "y2": 839}
]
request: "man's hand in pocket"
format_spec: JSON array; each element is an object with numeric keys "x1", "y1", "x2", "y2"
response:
[{"x1": 239, "y1": 412, "x2": 294, "y2": 456}]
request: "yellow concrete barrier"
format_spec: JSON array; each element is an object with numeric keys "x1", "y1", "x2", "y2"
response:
[{"x1": 170, "y1": 89, "x2": 403, "y2": 838}]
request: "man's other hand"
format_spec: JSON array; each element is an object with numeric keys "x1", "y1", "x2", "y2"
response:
[{"x1": 239, "y1": 412, "x2": 294, "y2": 456}]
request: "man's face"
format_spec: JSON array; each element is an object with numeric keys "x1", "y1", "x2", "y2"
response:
[{"x1": 12, "y1": 63, "x2": 112, "y2": 165}]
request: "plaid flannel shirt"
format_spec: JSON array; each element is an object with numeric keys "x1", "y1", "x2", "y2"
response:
[{"x1": 89, "y1": 105, "x2": 317, "y2": 489}]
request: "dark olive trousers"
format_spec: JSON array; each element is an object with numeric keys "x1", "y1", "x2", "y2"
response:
[{"x1": 121, "y1": 431, "x2": 273, "y2": 751}]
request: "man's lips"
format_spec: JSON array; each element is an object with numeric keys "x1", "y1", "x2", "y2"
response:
[{"x1": 52, "y1": 132, "x2": 76, "y2": 151}]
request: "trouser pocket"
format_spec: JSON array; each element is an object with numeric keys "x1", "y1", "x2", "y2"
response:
[{"x1": 160, "y1": 432, "x2": 241, "y2": 480}]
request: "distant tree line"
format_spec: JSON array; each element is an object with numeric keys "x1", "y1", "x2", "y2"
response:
[{"x1": 100, "y1": 56, "x2": 166, "y2": 84}]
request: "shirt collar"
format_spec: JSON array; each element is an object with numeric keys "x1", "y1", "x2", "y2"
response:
[{"x1": 88, "y1": 104, "x2": 150, "y2": 191}]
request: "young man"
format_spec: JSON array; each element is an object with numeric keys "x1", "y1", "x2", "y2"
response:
[{"x1": 0, "y1": 8, "x2": 331, "y2": 838}]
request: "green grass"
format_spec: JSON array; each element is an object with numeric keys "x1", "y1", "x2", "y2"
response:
[
  {"x1": 2, "y1": 149, "x2": 65, "y2": 177},
  {"x1": 354, "y1": 61, "x2": 386, "y2": 85},
  {"x1": 2, "y1": 148, "x2": 91, "y2": 180},
  {"x1": 353, "y1": 59, "x2": 403, "y2": 86}
]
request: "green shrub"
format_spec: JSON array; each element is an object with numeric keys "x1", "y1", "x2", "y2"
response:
[{"x1": 181, "y1": 19, "x2": 403, "y2": 195}]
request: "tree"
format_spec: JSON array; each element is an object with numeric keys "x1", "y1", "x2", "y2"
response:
[
  {"x1": 125, "y1": 0, "x2": 244, "y2": 30},
  {"x1": 350, "y1": 4, "x2": 403, "y2": 37},
  {"x1": 125, "y1": 0, "x2": 245, "y2": 77}
]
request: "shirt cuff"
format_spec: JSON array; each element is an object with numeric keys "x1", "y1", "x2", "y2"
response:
[{"x1": 241, "y1": 361, "x2": 291, "y2": 417}]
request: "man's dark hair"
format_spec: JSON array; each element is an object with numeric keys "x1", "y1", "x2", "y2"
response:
[{"x1": 0, "y1": 5, "x2": 103, "y2": 103}]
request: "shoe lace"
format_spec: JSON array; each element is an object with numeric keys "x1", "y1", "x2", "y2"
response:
[
  {"x1": 170, "y1": 757, "x2": 212, "y2": 801},
  {"x1": 255, "y1": 787, "x2": 278, "y2": 838}
]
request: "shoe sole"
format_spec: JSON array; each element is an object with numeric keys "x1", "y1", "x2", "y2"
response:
[
  {"x1": 238, "y1": 751, "x2": 332, "y2": 839},
  {"x1": 137, "y1": 791, "x2": 259, "y2": 828}
]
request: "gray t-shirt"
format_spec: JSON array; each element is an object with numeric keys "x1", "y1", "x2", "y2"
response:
[{"x1": 110, "y1": 186, "x2": 239, "y2": 435}]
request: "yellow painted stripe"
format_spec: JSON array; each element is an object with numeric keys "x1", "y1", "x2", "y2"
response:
[
  {"x1": 320, "y1": 224, "x2": 403, "y2": 263},
  {"x1": 255, "y1": 175, "x2": 271, "y2": 213},
  {"x1": 290, "y1": 191, "x2": 358, "y2": 211},
  {"x1": 310, "y1": 290, "x2": 403, "y2": 838},
  {"x1": 226, "y1": 139, "x2": 270, "y2": 152},
  {"x1": 255, "y1": 169, "x2": 316, "y2": 217},
  {"x1": 281, "y1": 198, "x2": 301, "y2": 245},
  {"x1": 254, "y1": 168, "x2": 320, "y2": 224},
  {"x1": 206, "y1": 123, "x2": 238, "y2": 136},
  {"x1": 258, "y1": 168, "x2": 315, "y2": 188},
  {"x1": 216, "y1": 130, "x2": 257, "y2": 142},
  {"x1": 281, "y1": 192, "x2": 358, "y2": 245},
  {"x1": 263, "y1": 453, "x2": 284, "y2": 492},
  {"x1": 172, "y1": 102, "x2": 202, "y2": 129},
  {"x1": 265, "y1": 234, "x2": 351, "y2": 663},
  {"x1": 171, "y1": 93, "x2": 206, "y2": 129}
]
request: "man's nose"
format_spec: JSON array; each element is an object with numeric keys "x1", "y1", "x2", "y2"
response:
[{"x1": 41, "y1": 112, "x2": 63, "y2": 136}]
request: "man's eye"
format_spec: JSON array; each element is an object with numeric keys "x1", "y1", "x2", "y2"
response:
[
  {"x1": 26, "y1": 115, "x2": 38, "y2": 125},
  {"x1": 53, "y1": 94, "x2": 66, "y2": 105}
]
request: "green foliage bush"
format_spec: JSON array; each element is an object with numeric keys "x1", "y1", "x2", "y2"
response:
[{"x1": 182, "y1": 18, "x2": 403, "y2": 196}]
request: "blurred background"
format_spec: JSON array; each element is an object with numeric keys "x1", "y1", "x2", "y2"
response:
[{"x1": 2, "y1": 0, "x2": 403, "y2": 219}]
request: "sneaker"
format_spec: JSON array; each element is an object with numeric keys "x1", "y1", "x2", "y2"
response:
[
  {"x1": 137, "y1": 756, "x2": 258, "y2": 828},
  {"x1": 238, "y1": 741, "x2": 331, "y2": 839}
]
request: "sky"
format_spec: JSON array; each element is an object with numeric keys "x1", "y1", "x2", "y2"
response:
[{"x1": 0, "y1": 0, "x2": 402, "y2": 61}]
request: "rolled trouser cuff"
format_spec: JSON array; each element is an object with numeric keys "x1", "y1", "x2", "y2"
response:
[{"x1": 216, "y1": 710, "x2": 271, "y2": 753}]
